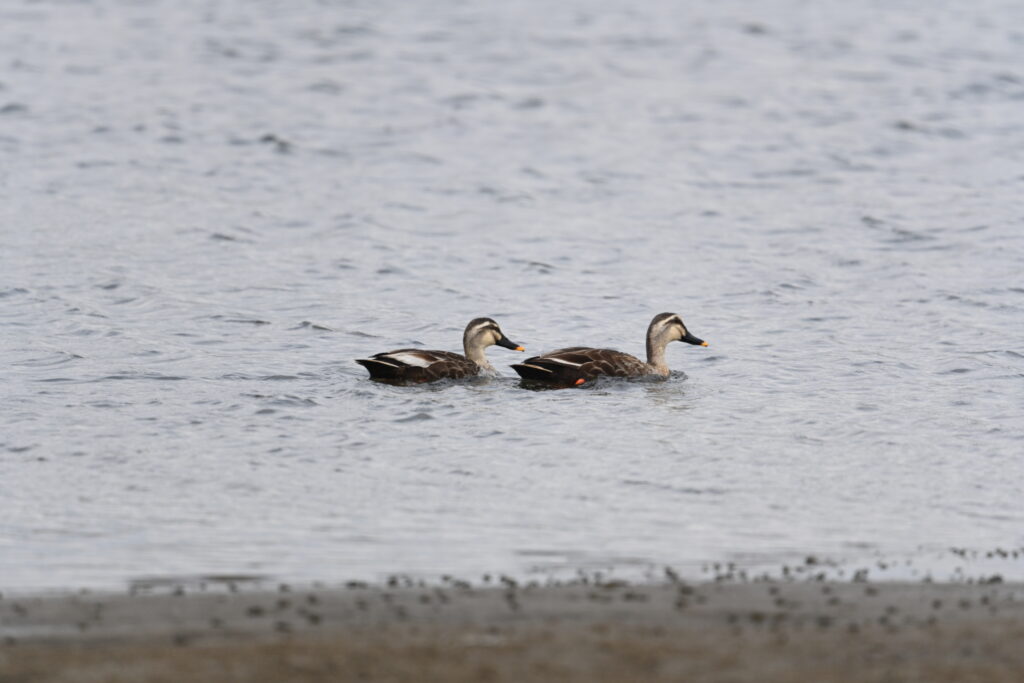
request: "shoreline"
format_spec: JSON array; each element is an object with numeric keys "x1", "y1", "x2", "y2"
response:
[{"x1": 3, "y1": 579, "x2": 1024, "y2": 682}]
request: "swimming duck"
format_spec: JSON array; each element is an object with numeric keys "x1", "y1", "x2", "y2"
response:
[
  {"x1": 511, "y1": 312, "x2": 707, "y2": 386},
  {"x1": 356, "y1": 318, "x2": 524, "y2": 383}
]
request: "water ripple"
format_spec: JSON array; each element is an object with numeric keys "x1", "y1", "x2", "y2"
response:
[{"x1": 1, "y1": 0, "x2": 1022, "y2": 593}]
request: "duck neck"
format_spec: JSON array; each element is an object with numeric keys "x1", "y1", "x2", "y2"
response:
[
  {"x1": 646, "y1": 336, "x2": 671, "y2": 376},
  {"x1": 464, "y1": 342, "x2": 494, "y2": 371}
]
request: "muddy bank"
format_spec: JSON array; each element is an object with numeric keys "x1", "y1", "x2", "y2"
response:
[{"x1": 3, "y1": 579, "x2": 1023, "y2": 682}]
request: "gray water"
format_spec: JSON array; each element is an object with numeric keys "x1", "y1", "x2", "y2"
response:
[{"x1": 2, "y1": 0, "x2": 1023, "y2": 593}]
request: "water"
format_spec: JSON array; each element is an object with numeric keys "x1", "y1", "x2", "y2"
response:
[{"x1": 2, "y1": 0, "x2": 1023, "y2": 592}]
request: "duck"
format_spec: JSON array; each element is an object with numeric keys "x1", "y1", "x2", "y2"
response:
[
  {"x1": 511, "y1": 312, "x2": 707, "y2": 386},
  {"x1": 356, "y1": 317, "x2": 524, "y2": 383}
]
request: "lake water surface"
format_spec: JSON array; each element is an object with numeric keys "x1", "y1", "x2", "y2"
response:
[{"x1": 2, "y1": 0, "x2": 1023, "y2": 592}]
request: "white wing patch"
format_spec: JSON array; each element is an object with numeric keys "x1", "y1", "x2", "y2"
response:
[
  {"x1": 384, "y1": 351, "x2": 433, "y2": 367},
  {"x1": 361, "y1": 357, "x2": 400, "y2": 368},
  {"x1": 520, "y1": 363, "x2": 553, "y2": 373},
  {"x1": 544, "y1": 356, "x2": 583, "y2": 367}
]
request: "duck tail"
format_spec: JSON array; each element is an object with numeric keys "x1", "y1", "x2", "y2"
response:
[
  {"x1": 355, "y1": 358, "x2": 402, "y2": 379},
  {"x1": 510, "y1": 362, "x2": 558, "y2": 382}
]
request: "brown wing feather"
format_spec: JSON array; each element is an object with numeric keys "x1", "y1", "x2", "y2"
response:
[
  {"x1": 356, "y1": 348, "x2": 478, "y2": 383},
  {"x1": 512, "y1": 347, "x2": 648, "y2": 384},
  {"x1": 576, "y1": 349, "x2": 647, "y2": 378},
  {"x1": 419, "y1": 356, "x2": 478, "y2": 381}
]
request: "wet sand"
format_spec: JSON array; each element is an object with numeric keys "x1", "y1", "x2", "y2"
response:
[{"x1": 3, "y1": 579, "x2": 1023, "y2": 682}]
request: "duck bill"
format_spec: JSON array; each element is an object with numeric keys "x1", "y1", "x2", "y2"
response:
[
  {"x1": 496, "y1": 336, "x2": 525, "y2": 352},
  {"x1": 681, "y1": 332, "x2": 708, "y2": 347}
]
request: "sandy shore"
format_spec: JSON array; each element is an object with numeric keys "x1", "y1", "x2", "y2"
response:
[{"x1": 2, "y1": 578, "x2": 1023, "y2": 682}]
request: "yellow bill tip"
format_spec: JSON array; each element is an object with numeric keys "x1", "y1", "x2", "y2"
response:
[
  {"x1": 575, "y1": 378, "x2": 586, "y2": 385},
  {"x1": 515, "y1": 346, "x2": 525, "y2": 352},
  {"x1": 701, "y1": 341, "x2": 709, "y2": 347}
]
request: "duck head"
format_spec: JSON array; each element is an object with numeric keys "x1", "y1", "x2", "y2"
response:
[
  {"x1": 649, "y1": 312, "x2": 707, "y2": 347},
  {"x1": 463, "y1": 318, "x2": 524, "y2": 361}
]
